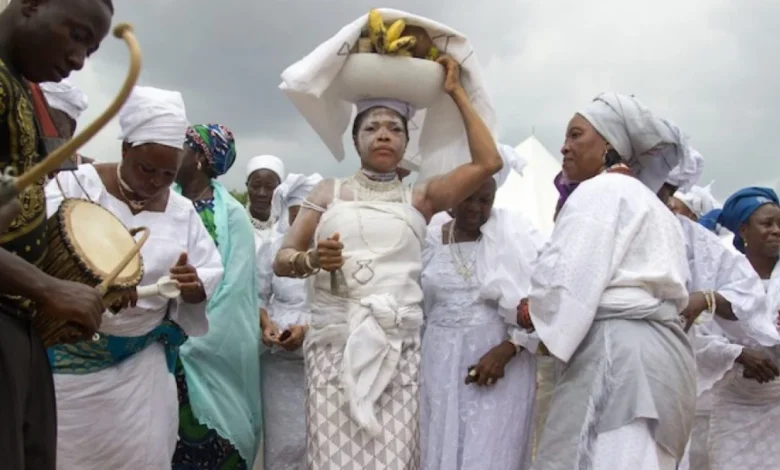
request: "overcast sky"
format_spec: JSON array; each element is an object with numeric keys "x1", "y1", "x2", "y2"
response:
[{"x1": 68, "y1": 0, "x2": 780, "y2": 199}]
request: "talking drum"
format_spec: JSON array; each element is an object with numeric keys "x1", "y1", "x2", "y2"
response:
[{"x1": 34, "y1": 198, "x2": 149, "y2": 347}]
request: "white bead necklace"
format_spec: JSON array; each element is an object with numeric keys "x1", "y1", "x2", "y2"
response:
[
  {"x1": 447, "y1": 220, "x2": 480, "y2": 282},
  {"x1": 347, "y1": 170, "x2": 409, "y2": 285}
]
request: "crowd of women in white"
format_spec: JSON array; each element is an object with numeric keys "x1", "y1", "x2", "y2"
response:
[{"x1": 39, "y1": 10, "x2": 780, "y2": 470}]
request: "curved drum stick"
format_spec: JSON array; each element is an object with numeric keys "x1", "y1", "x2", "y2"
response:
[{"x1": 0, "y1": 23, "x2": 142, "y2": 205}]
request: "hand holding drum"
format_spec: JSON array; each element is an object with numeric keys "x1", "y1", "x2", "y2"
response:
[{"x1": 34, "y1": 278, "x2": 104, "y2": 341}]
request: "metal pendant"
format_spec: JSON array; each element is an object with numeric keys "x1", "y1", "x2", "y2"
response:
[{"x1": 352, "y1": 259, "x2": 375, "y2": 285}]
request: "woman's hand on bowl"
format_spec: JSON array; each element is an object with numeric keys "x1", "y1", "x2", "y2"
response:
[{"x1": 436, "y1": 56, "x2": 463, "y2": 95}]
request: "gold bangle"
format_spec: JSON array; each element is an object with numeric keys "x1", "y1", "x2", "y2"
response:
[
  {"x1": 287, "y1": 251, "x2": 308, "y2": 278},
  {"x1": 287, "y1": 250, "x2": 299, "y2": 276},
  {"x1": 294, "y1": 251, "x2": 311, "y2": 278},
  {"x1": 304, "y1": 249, "x2": 321, "y2": 274}
]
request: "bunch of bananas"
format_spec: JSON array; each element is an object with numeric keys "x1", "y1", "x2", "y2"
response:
[{"x1": 366, "y1": 9, "x2": 439, "y2": 60}]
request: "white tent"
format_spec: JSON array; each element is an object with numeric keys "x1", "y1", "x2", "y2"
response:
[{"x1": 494, "y1": 135, "x2": 561, "y2": 236}]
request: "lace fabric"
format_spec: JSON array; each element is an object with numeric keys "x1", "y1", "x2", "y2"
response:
[{"x1": 419, "y1": 229, "x2": 535, "y2": 470}]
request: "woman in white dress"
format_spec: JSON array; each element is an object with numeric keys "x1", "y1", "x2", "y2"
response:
[
  {"x1": 420, "y1": 173, "x2": 543, "y2": 470},
  {"x1": 44, "y1": 86, "x2": 224, "y2": 469},
  {"x1": 705, "y1": 187, "x2": 780, "y2": 470},
  {"x1": 246, "y1": 155, "x2": 285, "y2": 251},
  {"x1": 273, "y1": 56, "x2": 502, "y2": 469},
  {"x1": 524, "y1": 92, "x2": 696, "y2": 470},
  {"x1": 659, "y1": 167, "x2": 777, "y2": 470},
  {"x1": 257, "y1": 172, "x2": 322, "y2": 469}
]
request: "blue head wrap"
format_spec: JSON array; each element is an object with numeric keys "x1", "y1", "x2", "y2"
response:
[
  {"x1": 717, "y1": 187, "x2": 779, "y2": 253},
  {"x1": 185, "y1": 124, "x2": 237, "y2": 177}
]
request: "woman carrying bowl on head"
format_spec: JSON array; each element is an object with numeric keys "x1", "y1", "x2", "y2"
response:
[{"x1": 275, "y1": 57, "x2": 500, "y2": 470}]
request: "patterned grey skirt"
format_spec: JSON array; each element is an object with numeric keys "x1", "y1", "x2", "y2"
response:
[{"x1": 304, "y1": 341, "x2": 421, "y2": 469}]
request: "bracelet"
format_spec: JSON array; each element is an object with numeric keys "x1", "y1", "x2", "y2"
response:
[
  {"x1": 707, "y1": 290, "x2": 716, "y2": 314},
  {"x1": 695, "y1": 290, "x2": 717, "y2": 326},
  {"x1": 288, "y1": 251, "x2": 311, "y2": 278},
  {"x1": 303, "y1": 249, "x2": 321, "y2": 274},
  {"x1": 287, "y1": 251, "x2": 300, "y2": 276}
]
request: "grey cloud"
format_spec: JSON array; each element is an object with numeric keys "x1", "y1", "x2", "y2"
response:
[
  {"x1": 96, "y1": 1, "x2": 522, "y2": 137},
  {"x1": 80, "y1": 1, "x2": 780, "y2": 197}
]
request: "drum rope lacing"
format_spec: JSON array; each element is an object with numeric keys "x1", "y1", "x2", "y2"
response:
[{"x1": 53, "y1": 172, "x2": 94, "y2": 204}]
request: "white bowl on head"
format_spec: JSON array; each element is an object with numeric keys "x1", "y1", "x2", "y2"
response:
[{"x1": 332, "y1": 53, "x2": 445, "y2": 109}]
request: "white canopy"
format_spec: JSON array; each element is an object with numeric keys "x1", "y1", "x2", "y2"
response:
[{"x1": 494, "y1": 135, "x2": 561, "y2": 237}]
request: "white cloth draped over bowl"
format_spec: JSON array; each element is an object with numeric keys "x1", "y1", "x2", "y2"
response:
[{"x1": 279, "y1": 8, "x2": 496, "y2": 180}]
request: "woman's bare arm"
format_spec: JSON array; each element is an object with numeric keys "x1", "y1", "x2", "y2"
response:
[
  {"x1": 414, "y1": 87, "x2": 502, "y2": 219},
  {"x1": 273, "y1": 179, "x2": 333, "y2": 277}
]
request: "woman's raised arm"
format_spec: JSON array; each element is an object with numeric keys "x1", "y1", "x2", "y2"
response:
[{"x1": 414, "y1": 57, "x2": 502, "y2": 219}]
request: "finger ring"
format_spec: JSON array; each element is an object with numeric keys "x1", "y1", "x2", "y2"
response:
[{"x1": 468, "y1": 368, "x2": 477, "y2": 377}]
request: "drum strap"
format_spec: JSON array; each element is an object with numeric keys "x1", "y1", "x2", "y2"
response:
[{"x1": 28, "y1": 83, "x2": 59, "y2": 138}]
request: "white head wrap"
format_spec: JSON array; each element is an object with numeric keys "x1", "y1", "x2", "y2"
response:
[
  {"x1": 674, "y1": 182, "x2": 721, "y2": 218},
  {"x1": 246, "y1": 155, "x2": 285, "y2": 182},
  {"x1": 664, "y1": 131, "x2": 704, "y2": 192},
  {"x1": 118, "y1": 86, "x2": 188, "y2": 149},
  {"x1": 579, "y1": 92, "x2": 688, "y2": 193},
  {"x1": 273, "y1": 173, "x2": 324, "y2": 233},
  {"x1": 39, "y1": 79, "x2": 87, "y2": 120},
  {"x1": 493, "y1": 143, "x2": 527, "y2": 188}
]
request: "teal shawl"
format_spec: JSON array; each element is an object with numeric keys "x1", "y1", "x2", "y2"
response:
[{"x1": 174, "y1": 181, "x2": 262, "y2": 463}]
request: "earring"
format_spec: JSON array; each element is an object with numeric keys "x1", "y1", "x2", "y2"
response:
[{"x1": 196, "y1": 161, "x2": 202, "y2": 171}]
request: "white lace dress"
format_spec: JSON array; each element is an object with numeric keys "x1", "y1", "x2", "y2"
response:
[
  {"x1": 257, "y1": 235, "x2": 308, "y2": 469},
  {"x1": 708, "y1": 266, "x2": 780, "y2": 470},
  {"x1": 420, "y1": 229, "x2": 535, "y2": 470}
]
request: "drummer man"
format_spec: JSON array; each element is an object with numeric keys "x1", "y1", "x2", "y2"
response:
[{"x1": 0, "y1": 0, "x2": 113, "y2": 468}]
